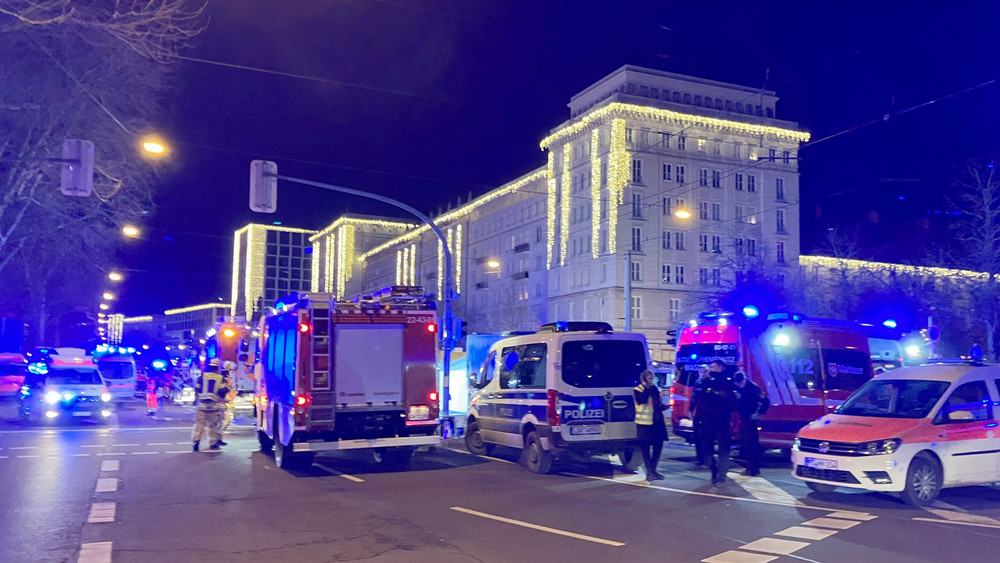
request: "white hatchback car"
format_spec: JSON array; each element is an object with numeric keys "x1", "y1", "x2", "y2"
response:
[{"x1": 792, "y1": 362, "x2": 1000, "y2": 506}]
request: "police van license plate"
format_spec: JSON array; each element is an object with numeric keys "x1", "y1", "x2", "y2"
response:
[
  {"x1": 805, "y1": 457, "x2": 837, "y2": 470},
  {"x1": 678, "y1": 418, "x2": 693, "y2": 428},
  {"x1": 569, "y1": 424, "x2": 602, "y2": 436},
  {"x1": 73, "y1": 411, "x2": 92, "y2": 417}
]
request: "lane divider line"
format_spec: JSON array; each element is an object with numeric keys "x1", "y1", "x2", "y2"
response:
[
  {"x1": 165, "y1": 450, "x2": 191, "y2": 454},
  {"x1": 800, "y1": 517, "x2": 860, "y2": 530},
  {"x1": 147, "y1": 442, "x2": 173, "y2": 446},
  {"x1": 16, "y1": 454, "x2": 39, "y2": 458},
  {"x1": 100, "y1": 460, "x2": 120, "y2": 472},
  {"x1": 111, "y1": 443, "x2": 141, "y2": 447},
  {"x1": 703, "y1": 550, "x2": 777, "y2": 563},
  {"x1": 95, "y1": 478, "x2": 118, "y2": 493},
  {"x1": 826, "y1": 511, "x2": 878, "y2": 521},
  {"x1": 78, "y1": 541, "x2": 113, "y2": 563},
  {"x1": 773, "y1": 525, "x2": 840, "y2": 541},
  {"x1": 69, "y1": 453, "x2": 91, "y2": 457},
  {"x1": 82, "y1": 445, "x2": 105, "y2": 448},
  {"x1": 96, "y1": 453, "x2": 123, "y2": 457},
  {"x1": 130, "y1": 452, "x2": 158, "y2": 455},
  {"x1": 450, "y1": 506, "x2": 625, "y2": 547},
  {"x1": 739, "y1": 537, "x2": 810, "y2": 556},
  {"x1": 315, "y1": 463, "x2": 365, "y2": 482},
  {"x1": 87, "y1": 502, "x2": 116, "y2": 524},
  {"x1": 912, "y1": 517, "x2": 1000, "y2": 530},
  {"x1": 9, "y1": 446, "x2": 37, "y2": 450}
]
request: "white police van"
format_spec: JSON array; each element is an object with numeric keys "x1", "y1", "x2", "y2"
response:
[{"x1": 464, "y1": 322, "x2": 651, "y2": 473}]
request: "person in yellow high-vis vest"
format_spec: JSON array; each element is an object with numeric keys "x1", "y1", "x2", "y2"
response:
[
  {"x1": 192, "y1": 360, "x2": 229, "y2": 452},
  {"x1": 633, "y1": 369, "x2": 667, "y2": 480}
]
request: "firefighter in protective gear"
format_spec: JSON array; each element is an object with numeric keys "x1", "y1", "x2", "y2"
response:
[
  {"x1": 192, "y1": 359, "x2": 229, "y2": 451},
  {"x1": 221, "y1": 368, "x2": 236, "y2": 433},
  {"x1": 633, "y1": 369, "x2": 667, "y2": 481}
]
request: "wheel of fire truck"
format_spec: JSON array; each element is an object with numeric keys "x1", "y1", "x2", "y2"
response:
[
  {"x1": 618, "y1": 447, "x2": 645, "y2": 472},
  {"x1": 521, "y1": 430, "x2": 553, "y2": 474},
  {"x1": 464, "y1": 420, "x2": 495, "y2": 456},
  {"x1": 371, "y1": 447, "x2": 414, "y2": 467},
  {"x1": 257, "y1": 428, "x2": 273, "y2": 452}
]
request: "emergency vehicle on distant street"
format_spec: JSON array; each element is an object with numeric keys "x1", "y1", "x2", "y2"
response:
[
  {"x1": 671, "y1": 312, "x2": 873, "y2": 449},
  {"x1": 0, "y1": 353, "x2": 27, "y2": 397},
  {"x1": 254, "y1": 286, "x2": 441, "y2": 469},
  {"x1": 92, "y1": 346, "x2": 138, "y2": 403}
]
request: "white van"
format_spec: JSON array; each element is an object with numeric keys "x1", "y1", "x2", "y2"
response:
[{"x1": 464, "y1": 322, "x2": 651, "y2": 473}]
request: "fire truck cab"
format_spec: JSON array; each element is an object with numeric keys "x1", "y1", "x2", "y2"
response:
[
  {"x1": 255, "y1": 287, "x2": 441, "y2": 469},
  {"x1": 671, "y1": 312, "x2": 874, "y2": 449}
]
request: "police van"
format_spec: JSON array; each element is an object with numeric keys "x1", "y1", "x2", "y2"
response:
[{"x1": 464, "y1": 322, "x2": 651, "y2": 473}]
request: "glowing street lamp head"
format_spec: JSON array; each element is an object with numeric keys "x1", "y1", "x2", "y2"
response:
[
  {"x1": 99, "y1": 303, "x2": 110, "y2": 311},
  {"x1": 102, "y1": 292, "x2": 114, "y2": 301},
  {"x1": 140, "y1": 135, "x2": 167, "y2": 156},
  {"x1": 674, "y1": 209, "x2": 692, "y2": 219},
  {"x1": 122, "y1": 225, "x2": 140, "y2": 238},
  {"x1": 486, "y1": 259, "x2": 501, "y2": 269},
  {"x1": 108, "y1": 272, "x2": 123, "y2": 282}
]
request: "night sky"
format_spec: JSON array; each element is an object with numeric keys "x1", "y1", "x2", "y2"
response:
[{"x1": 119, "y1": 0, "x2": 1000, "y2": 316}]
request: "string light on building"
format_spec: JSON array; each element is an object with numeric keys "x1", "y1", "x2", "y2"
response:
[
  {"x1": 591, "y1": 128, "x2": 602, "y2": 258},
  {"x1": 607, "y1": 118, "x2": 629, "y2": 253},
  {"x1": 546, "y1": 152, "x2": 556, "y2": 269},
  {"x1": 311, "y1": 242, "x2": 321, "y2": 291},
  {"x1": 437, "y1": 240, "x2": 444, "y2": 298},
  {"x1": 560, "y1": 142, "x2": 571, "y2": 267},
  {"x1": 230, "y1": 229, "x2": 242, "y2": 317},
  {"x1": 325, "y1": 234, "x2": 335, "y2": 293},
  {"x1": 455, "y1": 224, "x2": 462, "y2": 292}
]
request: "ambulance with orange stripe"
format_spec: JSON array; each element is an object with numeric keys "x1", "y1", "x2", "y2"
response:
[{"x1": 793, "y1": 361, "x2": 1000, "y2": 506}]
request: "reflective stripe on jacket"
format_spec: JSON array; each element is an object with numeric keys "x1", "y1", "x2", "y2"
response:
[{"x1": 634, "y1": 385, "x2": 653, "y2": 425}]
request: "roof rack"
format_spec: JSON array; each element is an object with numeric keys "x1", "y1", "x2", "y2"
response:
[{"x1": 537, "y1": 321, "x2": 613, "y2": 334}]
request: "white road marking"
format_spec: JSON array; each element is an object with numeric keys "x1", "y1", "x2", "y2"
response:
[
  {"x1": 111, "y1": 443, "x2": 141, "y2": 447},
  {"x1": 78, "y1": 541, "x2": 112, "y2": 563},
  {"x1": 825, "y1": 511, "x2": 877, "y2": 521},
  {"x1": 450, "y1": 506, "x2": 625, "y2": 547},
  {"x1": 96, "y1": 453, "x2": 123, "y2": 457},
  {"x1": 449, "y1": 448, "x2": 517, "y2": 465},
  {"x1": 727, "y1": 473, "x2": 799, "y2": 505},
  {"x1": 87, "y1": 502, "x2": 116, "y2": 524},
  {"x1": 165, "y1": 450, "x2": 191, "y2": 454},
  {"x1": 912, "y1": 517, "x2": 1000, "y2": 530},
  {"x1": 147, "y1": 442, "x2": 173, "y2": 446},
  {"x1": 9, "y1": 446, "x2": 37, "y2": 450},
  {"x1": 17, "y1": 455, "x2": 39, "y2": 458},
  {"x1": 0, "y1": 456, "x2": 6, "y2": 459},
  {"x1": 81, "y1": 445, "x2": 105, "y2": 448},
  {"x1": 175, "y1": 442, "x2": 191, "y2": 445},
  {"x1": 740, "y1": 537, "x2": 810, "y2": 556},
  {"x1": 801, "y1": 517, "x2": 860, "y2": 530},
  {"x1": 95, "y1": 478, "x2": 118, "y2": 493},
  {"x1": 69, "y1": 453, "x2": 90, "y2": 457},
  {"x1": 316, "y1": 463, "x2": 365, "y2": 482},
  {"x1": 130, "y1": 451, "x2": 158, "y2": 455},
  {"x1": 923, "y1": 502, "x2": 1000, "y2": 528},
  {"x1": 703, "y1": 550, "x2": 777, "y2": 563},
  {"x1": 100, "y1": 460, "x2": 119, "y2": 472},
  {"x1": 774, "y1": 526, "x2": 839, "y2": 541}
]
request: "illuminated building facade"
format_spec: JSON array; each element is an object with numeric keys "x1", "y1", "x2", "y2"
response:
[
  {"x1": 309, "y1": 215, "x2": 417, "y2": 299},
  {"x1": 231, "y1": 224, "x2": 316, "y2": 321}
]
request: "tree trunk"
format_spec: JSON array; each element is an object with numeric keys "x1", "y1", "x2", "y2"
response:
[{"x1": 35, "y1": 292, "x2": 47, "y2": 347}]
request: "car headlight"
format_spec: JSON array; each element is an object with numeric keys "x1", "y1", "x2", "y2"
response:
[
  {"x1": 44, "y1": 391, "x2": 62, "y2": 404},
  {"x1": 860, "y1": 438, "x2": 902, "y2": 455},
  {"x1": 101, "y1": 392, "x2": 112, "y2": 402},
  {"x1": 792, "y1": 437, "x2": 801, "y2": 452}
]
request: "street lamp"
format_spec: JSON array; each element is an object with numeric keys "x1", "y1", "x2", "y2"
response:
[
  {"x1": 102, "y1": 292, "x2": 114, "y2": 300},
  {"x1": 121, "y1": 225, "x2": 140, "y2": 238},
  {"x1": 108, "y1": 272, "x2": 123, "y2": 282},
  {"x1": 99, "y1": 303, "x2": 109, "y2": 311},
  {"x1": 140, "y1": 135, "x2": 168, "y2": 157},
  {"x1": 486, "y1": 259, "x2": 501, "y2": 269},
  {"x1": 674, "y1": 209, "x2": 692, "y2": 219}
]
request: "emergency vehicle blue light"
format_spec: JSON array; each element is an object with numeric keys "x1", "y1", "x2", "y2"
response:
[
  {"x1": 556, "y1": 321, "x2": 568, "y2": 331},
  {"x1": 126, "y1": 347, "x2": 135, "y2": 353},
  {"x1": 882, "y1": 319, "x2": 898, "y2": 329},
  {"x1": 151, "y1": 360, "x2": 167, "y2": 370},
  {"x1": 742, "y1": 305, "x2": 760, "y2": 319},
  {"x1": 773, "y1": 332, "x2": 790, "y2": 346},
  {"x1": 690, "y1": 354, "x2": 698, "y2": 360}
]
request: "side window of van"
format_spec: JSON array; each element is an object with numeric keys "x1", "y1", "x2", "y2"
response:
[
  {"x1": 499, "y1": 344, "x2": 547, "y2": 390},
  {"x1": 473, "y1": 352, "x2": 496, "y2": 390},
  {"x1": 938, "y1": 381, "x2": 993, "y2": 423}
]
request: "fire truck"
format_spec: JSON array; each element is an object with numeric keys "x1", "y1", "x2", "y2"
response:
[
  {"x1": 255, "y1": 287, "x2": 441, "y2": 469},
  {"x1": 670, "y1": 312, "x2": 874, "y2": 449}
]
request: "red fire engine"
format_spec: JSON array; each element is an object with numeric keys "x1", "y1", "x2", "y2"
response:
[
  {"x1": 255, "y1": 287, "x2": 441, "y2": 469},
  {"x1": 670, "y1": 312, "x2": 874, "y2": 449}
]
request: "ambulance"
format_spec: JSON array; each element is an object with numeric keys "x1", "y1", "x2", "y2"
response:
[{"x1": 793, "y1": 361, "x2": 1000, "y2": 506}]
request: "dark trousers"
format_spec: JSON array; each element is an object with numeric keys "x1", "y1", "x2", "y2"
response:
[
  {"x1": 740, "y1": 418, "x2": 761, "y2": 474},
  {"x1": 693, "y1": 416, "x2": 705, "y2": 463},
  {"x1": 640, "y1": 438, "x2": 664, "y2": 475},
  {"x1": 699, "y1": 414, "x2": 732, "y2": 478}
]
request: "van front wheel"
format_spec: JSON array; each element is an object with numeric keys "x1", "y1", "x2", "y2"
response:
[
  {"x1": 522, "y1": 430, "x2": 553, "y2": 474},
  {"x1": 465, "y1": 420, "x2": 494, "y2": 456}
]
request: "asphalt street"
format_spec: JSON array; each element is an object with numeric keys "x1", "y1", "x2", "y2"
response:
[{"x1": 3, "y1": 401, "x2": 1000, "y2": 563}]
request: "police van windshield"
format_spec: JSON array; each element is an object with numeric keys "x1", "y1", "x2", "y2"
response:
[
  {"x1": 561, "y1": 340, "x2": 645, "y2": 388},
  {"x1": 46, "y1": 369, "x2": 103, "y2": 386}
]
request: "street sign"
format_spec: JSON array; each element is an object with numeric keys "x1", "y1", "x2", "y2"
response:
[
  {"x1": 59, "y1": 139, "x2": 94, "y2": 197},
  {"x1": 249, "y1": 160, "x2": 278, "y2": 213}
]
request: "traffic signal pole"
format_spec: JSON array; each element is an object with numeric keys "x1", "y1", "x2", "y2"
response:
[{"x1": 254, "y1": 170, "x2": 457, "y2": 437}]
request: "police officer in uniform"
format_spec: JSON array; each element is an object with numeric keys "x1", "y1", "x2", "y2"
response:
[
  {"x1": 192, "y1": 359, "x2": 230, "y2": 451},
  {"x1": 699, "y1": 360, "x2": 738, "y2": 484},
  {"x1": 733, "y1": 371, "x2": 769, "y2": 476},
  {"x1": 690, "y1": 366, "x2": 710, "y2": 468},
  {"x1": 633, "y1": 369, "x2": 667, "y2": 480}
]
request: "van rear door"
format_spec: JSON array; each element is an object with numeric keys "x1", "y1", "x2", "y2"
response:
[{"x1": 556, "y1": 336, "x2": 647, "y2": 442}]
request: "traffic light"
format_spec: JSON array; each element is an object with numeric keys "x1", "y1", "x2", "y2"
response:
[
  {"x1": 60, "y1": 139, "x2": 95, "y2": 197},
  {"x1": 451, "y1": 318, "x2": 466, "y2": 340},
  {"x1": 249, "y1": 160, "x2": 278, "y2": 213}
]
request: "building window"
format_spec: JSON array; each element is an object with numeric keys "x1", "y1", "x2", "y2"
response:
[
  {"x1": 630, "y1": 296, "x2": 642, "y2": 320},
  {"x1": 697, "y1": 138, "x2": 707, "y2": 152},
  {"x1": 769, "y1": 148, "x2": 777, "y2": 161},
  {"x1": 601, "y1": 162, "x2": 607, "y2": 187},
  {"x1": 625, "y1": 128, "x2": 633, "y2": 143},
  {"x1": 631, "y1": 159, "x2": 642, "y2": 183},
  {"x1": 699, "y1": 168, "x2": 709, "y2": 187},
  {"x1": 699, "y1": 267, "x2": 709, "y2": 285},
  {"x1": 661, "y1": 264, "x2": 671, "y2": 283},
  {"x1": 712, "y1": 268, "x2": 721, "y2": 286},
  {"x1": 676, "y1": 165, "x2": 686, "y2": 184},
  {"x1": 677, "y1": 135, "x2": 686, "y2": 151},
  {"x1": 747, "y1": 206, "x2": 757, "y2": 224},
  {"x1": 711, "y1": 203, "x2": 721, "y2": 221},
  {"x1": 777, "y1": 241, "x2": 786, "y2": 264},
  {"x1": 735, "y1": 205, "x2": 744, "y2": 222},
  {"x1": 747, "y1": 175, "x2": 757, "y2": 192},
  {"x1": 711, "y1": 170, "x2": 721, "y2": 188},
  {"x1": 631, "y1": 227, "x2": 642, "y2": 252},
  {"x1": 699, "y1": 201, "x2": 709, "y2": 219},
  {"x1": 639, "y1": 129, "x2": 650, "y2": 147},
  {"x1": 748, "y1": 239, "x2": 757, "y2": 256},
  {"x1": 711, "y1": 235, "x2": 721, "y2": 253},
  {"x1": 662, "y1": 231, "x2": 671, "y2": 250},
  {"x1": 735, "y1": 173, "x2": 743, "y2": 191},
  {"x1": 776, "y1": 178, "x2": 786, "y2": 201},
  {"x1": 632, "y1": 193, "x2": 643, "y2": 218},
  {"x1": 675, "y1": 232, "x2": 685, "y2": 250},
  {"x1": 662, "y1": 197, "x2": 671, "y2": 216},
  {"x1": 782, "y1": 150, "x2": 790, "y2": 164},
  {"x1": 631, "y1": 261, "x2": 641, "y2": 281},
  {"x1": 733, "y1": 141, "x2": 742, "y2": 158},
  {"x1": 713, "y1": 140, "x2": 722, "y2": 155},
  {"x1": 662, "y1": 163, "x2": 672, "y2": 181},
  {"x1": 675, "y1": 265, "x2": 685, "y2": 284},
  {"x1": 670, "y1": 298, "x2": 681, "y2": 322},
  {"x1": 735, "y1": 238, "x2": 744, "y2": 255},
  {"x1": 699, "y1": 234, "x2": 709, "y2": 252},
  {"x1": 776, "y1": 209, "x2": 786, "y2": 233}
]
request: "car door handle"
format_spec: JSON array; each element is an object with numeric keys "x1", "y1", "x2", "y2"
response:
[{"x1": 938, "y1": 433, "x2": 948, "y2": 438}]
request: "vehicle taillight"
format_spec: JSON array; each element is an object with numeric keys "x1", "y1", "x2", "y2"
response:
[
  {"x1": 298, "y1": 323, "x2": 310, "y2": 333},
  {"x1": 547, "y1": 389, "x2": 560, "y2": 427},
  {"x1": 294, "y1": 395, "x2": 310, "y2": 406},
  {"x1": 669, "y1": 386, "x2": 675, "y2": 407},
  {"x1": 426, "y1": 323, "x2": 437, "y2": 333},
  {"x1": 428, "y1": 391, "x2": 439, "y2": 403}
]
